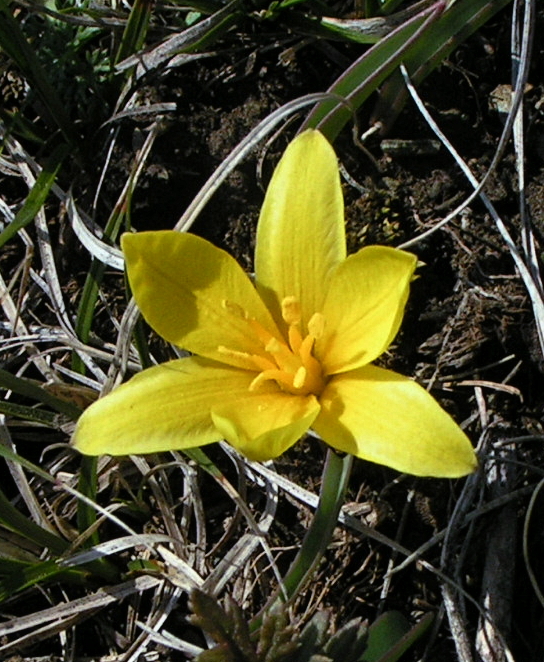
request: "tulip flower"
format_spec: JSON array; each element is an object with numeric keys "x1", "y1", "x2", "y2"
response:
[{"x1": 73, "y1": 130, "x2": 477, "y2": 477}]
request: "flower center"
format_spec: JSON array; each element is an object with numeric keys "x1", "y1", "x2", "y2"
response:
[{"x1": 218, "y1": 297, "x2": 326, "y2": 397}]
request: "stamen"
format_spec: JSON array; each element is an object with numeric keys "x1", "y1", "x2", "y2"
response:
[
  {"x1": 265, "y1": 337, "x2": 300, "y2": 373},
  {"x1": 293, "y1": 366, "x2": 307, "y2": 390},
  {"x1": 218, "y1": 346, "x2": 275, "y2": 372},
  {"x1": 288, "y1": 325, "x2": 303, "y2": 354},
  {"x1": 247, "y1": 318, "x2": 275, "y2": 346},
  {"x1": 308, "y1": 312, "x2": 325, "y2": 339},
  {"x1": 281, "y1": 296, "x2": 301, "y2": 325},
  {"x1": 265, "y1": 337, "x2": 282, "y2": 354},
  {"x1": 218, "y1": 295, "x2": 326, "y2": 397},
  {"x1": 281, "y1": 296, "x2": 303, "y2": 353},
  {"x1": 298, "y1": 335, "x2": 315, "y2": 365},
  {"x1": 250, "y1": 369, "x2": 298, "y2": 392}
]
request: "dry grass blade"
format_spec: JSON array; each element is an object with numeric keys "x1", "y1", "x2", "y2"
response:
[
  {"x1": 134, "y1": 618, "x2": 204, "y2": 656},
  {"x1": 0, "y1": 575, "x2": 162, "y2": 656},
  {"x1": 116, "y1": 0, "x2": 241, "y2": 77},
  {"x1": 170, "y1": 447, "x2": 281, "y2": 598},
  {"x1": 396, "y1": 19, "x2": 538, "y2": 659},
  {"x1": 399, "y1": 66, "x2": 544, "y2": 356},
  {"x1": 129, "y1": 456, "x2": 189, "y2": 560},
  {"x1": 4, "y1": 136, "x2": 74, "y2": 335},
  {"x1": 59, "y1": 533, "x2": 175, "y2": 568},
  {"x1": 321, "y1": 0, "x2": 438, "y2": 43},
  {"x1": 157, "y1": 545, "x2": 204, "y2": 590},
  {"x1": 175, "y1": 92, "x2": 348, "y2": 233},
  {"x1": 475, "y1": 447, "x2": 517, "y2": 662},
  {"x1": 522, "y1": 478, "x2": 544, "y2": 609},
  {"x1": 101, "y1": 299, "x2": 141, "y2": 395},
  {"x1": 0, "y1": 268, "x2": 54, "y2": 379},
  {"x1": 241, "y1": 452, "x2": 412, "y2": 555},
  {"x1": 66, "y1": 194, "x2": 124, "y2": 271},
  {"x1": 123, "y1": 583, "x2": 187, "y2": 662},
  {"x1": 0, "y1": 417, "x2": 57, "y2": 533},
  {"x1": 511, "y1": 0, "x2": 542, "y2": 332},
  {"x1": 439, "y1": 470, "x2": 486, "y2": 662}
]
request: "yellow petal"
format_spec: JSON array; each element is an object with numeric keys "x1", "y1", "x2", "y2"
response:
[
  {"x1": 313, "y1": 365, "x2": 477, "y2": 477},
  {"x1": 316, "y1": 246, "x2": 417, "y2": 375},
  {"x1": 255, "y1": 130, "x2": 346, "y2": 333},
  {"x1": 122, "y1": 232, "x2": 280, "y2": 368},
  {"x1": 211, "y1": 391, "x2": 320, "y2": 461},
  {"x1": 72, "y1": 357, "x2": 255, "y2": 456}
]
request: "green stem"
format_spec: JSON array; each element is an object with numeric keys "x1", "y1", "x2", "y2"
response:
[{"x1": 253, "y1": 449, "x2": 352, "y2": 626}]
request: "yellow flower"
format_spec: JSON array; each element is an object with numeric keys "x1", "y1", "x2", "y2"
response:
[{"x1": 73, "y1": 130, "x2": 477, "y2": 477}]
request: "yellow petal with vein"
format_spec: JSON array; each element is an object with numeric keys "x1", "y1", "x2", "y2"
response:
[
  {"x1": 72, "y1": 357, "x2": 255, "y2": 456},
  {"x1": 122, "y1": 232, "x2": 280, "y2": 369},
  {"x1": 314, "y1": 365, "x2": 477, "y2": 477},
  {"x1": 211, "y1": 391, "x2": 320, "y2": 461},
  {"x1": 317, "y1": 246, "x2": 417, "y2": 375},
  {"x1": 255, "y1": 130, "x2": 345, "y2": 334}
]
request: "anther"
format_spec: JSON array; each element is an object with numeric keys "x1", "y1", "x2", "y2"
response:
[
  {"x1": 308, "y1": 312, "x2": 325, "y2": 339},
  {"x1": 265, "y1": 338, "x2": 283, "y2": 354},
  {"x1": 281, "y1": 296, "x2": 301, "y2": 326},
  {"x1": 293, "y1": 367, "x2": 307, "y2": 390}
]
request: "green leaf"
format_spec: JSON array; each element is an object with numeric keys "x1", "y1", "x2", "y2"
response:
[
  {"x1": 0, "y1": 400, "x2": 58, "y2": 426},
  {"x1": 0, "y1": 557, "x2": 89, "y2": 602},
  {"x1": 72, "y1": 261, "x2": 105, "y2": 374},
  {"x1": 363, "y1": 612, "x2": 409, "y2": 662},
  {"x1": 371, "y1": 0, "x2": 514, "y2": 131},
  {"x1": 0, "y1": 368, "x2": 82, "y2": 420},
  {"x1": 294, "y1": 610, "x2": 330, "y2": 661},
  {"x1": 323, "y1": 617, "x2": 368, "y2": 662},
  {"x1": 77, "y1": 455, "x2": 100, "y2": 548},
  {"x1": 254, "y1": 450, "x2": 353, "y2": 626},
  {"x1": 116, "y1": 0, "x2": 243, "y2": 74},
  {"x1": 292, "y1": 1, "x2": 439, "y2": 46},
  {"x1": 302, "y1": 1, "x2": 444, "y2": 140},
  {"x1": 0, "y1": 144, "x2": 68, "y2": 249},
  {"x1": 362, "y1": 611, "x2": 433, "y2": 662},
  {"x1": 0, "y1": 0, "x2": 78, "y2": 147},
  {"x1": 191, "y1": 589, "x2": 237, "y2": 646},
  {"x1": 0, "y1": 488, "x2": 68, "y2": 557},
  {"x1": 0, "y1": 445, "x2": 119, "y2": 588},
  {"x1": 278, "y1": 450, "x2": 352, "y2": 601},
  {"x1": 115, "y1": 0, "x2": 153, "y2": 65}
]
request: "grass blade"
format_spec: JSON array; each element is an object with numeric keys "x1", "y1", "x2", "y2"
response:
[
  {"x1": 372, "y1": 0, "x2": 514, "y2": 131},
  {"x1": 301, "y1": 1, "x2": 445, "y2": 140},
  {"x1": 0, "y1": 558, "x2": 89, "y2": 602},
  {"x1": 116, "y1": 0, "x2": 243, "y2": 76},
  {"x1": 252, "y1": 449, "x2": 353, "y2": 629},
  {"x1": 0, "y1": 368, "x2": 82, "y2": 420},
  {"x1": 72, "y1": 120, "x2": 163, "y2": 373},
  {"x1": 0, "y1": 144, "x2": 68, "y2": 249},
  {"x1": 0, "y1": 401, "x2": 59, "y2": 426},
  {"x1": 0, "y1": 488, "x2": 68, "y2": 556},
  {"x1": 0, "y1": 0, "x2": 77, "y2": 147},
  {"x1": 294, "y1": 0, "x2": 437, "y2": 45},
  {"x1": 362, "y1": 611, "x2": 434, "y2": 662},
  {"x1": 115, "y1": 0, "x2": 153, "y2": 65},
  {"x1": 77, "y1": 455, "x2": 100, "y2": 548}
]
